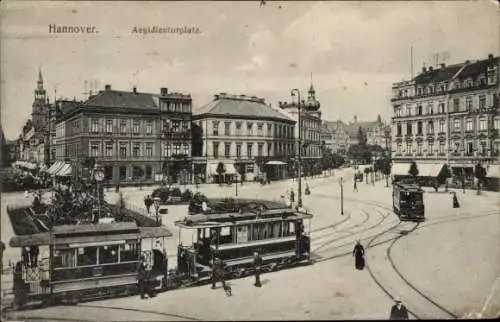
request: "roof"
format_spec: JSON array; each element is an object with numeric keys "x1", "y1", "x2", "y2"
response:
[
  {"x1": 322, "y1": 120, "x2": 346, "y2": 133},
  {"x1": 195, "y1": 94, "x2": 294, "y2": 122},
  {"x1": 345, "y1": 123, "x2": 362, "y2": 138},
  {"x1": 458, "y1": 57, "x2": 499, "y2": 79},
  {"x1": 52, "y1": 222, "x2": 139, "y2": 236},
  {"x1": 83, "y1": 90, "x2": 159, "y2": 110}
]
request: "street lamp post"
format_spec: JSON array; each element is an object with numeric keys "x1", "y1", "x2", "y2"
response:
[
  {"x1": 153, "y1": 196, "x2": 161, "y2": 226},
  {"x1": 291, "y1": 88, "x2": 303, "y2": 208},
  {"x1": 340, "y1": 177, "x2": 344, "y2": 215}
]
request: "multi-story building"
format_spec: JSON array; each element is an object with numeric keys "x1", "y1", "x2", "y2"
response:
[
  {"x1": 391, "y1": 54, "x2": 499, "y2": 182},
  {"x1": 278, "y1": 83, "x2": 323, "y2": 176},
  {"x1": 192, "y1": 93, "x2": 295, "y2": 183},
  {"x1": 321, "y1": 120, "x2": 349, "y2": 155},
  {"x1": 55, "y1": 85, "x2": 193, "y2": 185}
]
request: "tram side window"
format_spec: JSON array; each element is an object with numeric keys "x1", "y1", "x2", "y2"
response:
[
  {"x1": 99, "y1": 245, "x2": 119, "y2": 264},
  {"x1": 288, "y1": 222, "x2": 295, "y2": 236},
  {"x1": 77, "y1": 247, "x2": 98, "y2": 266},
  {"x1": 270, "y1": 222, "x2": 282, "y2": 238},
  {"x1": 219, "y1": 227, "x2": 233, "y2": 244},
  {"x1": 53, "y1": 249, "x2": 76, "y2": 268},
  {"x1": 120, "y1": 243, "x2": 139, "y2": 262}
]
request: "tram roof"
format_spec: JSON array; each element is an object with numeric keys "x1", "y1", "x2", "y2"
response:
[
  {"x1": 175, "y1": 208, "x2": 313, "y2": 229},
  {"x1": 9, "y1": 223, "x2": 173, "y2": 247},
  {"x1": 393, "y1": 182, "x2": 424, "y2": 192}
]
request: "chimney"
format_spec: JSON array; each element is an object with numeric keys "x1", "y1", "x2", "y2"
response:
[
  {"x1": 422, "y1": 66, "x2": 427, "y2": 73},
  {"x1": 105, "y1": 84, "x2": 111, "y2": 91},
  {"x1": 488, "y1": 53, "x2": 494, "y2": 60},
  {"x1": 214, "y1": 94, "x2": 219, "y2": 100},
  {"x1": 133, "y1": 86, "x2": 137, "y2": 94},
  {"x1": 440, "y1": 63, "x2": 446, "y2": 69},
  {"x1": 160, "y1": 87, "x2": 168, "y2": 96},
  {"x1": 429, "y1": 66, "x2": 434, "y2": 72},
  {"x1": 465, "y1": 60, "x2": 470, "y2": 63}
]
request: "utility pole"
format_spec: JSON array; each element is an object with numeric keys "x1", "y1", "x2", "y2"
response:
[
  {"x1": 340, "y1": 177, "x2": 344, "y2": 215},
  {"x1": 291, "y1": 88, "x2": 303, "y2": 208}
]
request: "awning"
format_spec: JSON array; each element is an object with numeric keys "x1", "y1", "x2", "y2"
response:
[
  {"x1": 417, "y1": 163, "x2": 443, "y2": 177},
  {"x1": 207, "y1": 163, "x2": 237, "y2": 176},
  {"x1": 207, "y1": 164, "x2": 218, "y2": 176},
  {"x1": 55, "y1": 163, "x2": 72, "y2": 176},
  {"x1": 48, "y1": 161, "x2": 64, "y2": 175},
  {"x1": 266, "y1": 161, "x2": 287, "y2": 165},
  {"x1": 391, "y1": 163, "x2": 410, "y2": 176},
  {"x1": 225, "y1": 163, "x2": 237, "y2": 175},
  {"x1": 486, "y1": 165, "x2": 499, "y2": 178}
]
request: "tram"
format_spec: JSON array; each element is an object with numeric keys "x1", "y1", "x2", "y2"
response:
[
  {"x1": 175, "y1": 199, "x2": 313, "y2": 283},
  {"x1": 392, "y1": 182, "x2": 425, "y2": 221},
  {"x1": 9, "y1": 222, "x2": 171, "y2": 307}
]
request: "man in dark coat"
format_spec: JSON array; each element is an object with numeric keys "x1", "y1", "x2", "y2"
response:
[
  {"x1": 290, "y1": 189, "x2": 295, "y2": 204},
  {"x1": 352, "y1": 240, "x2": 365, "y2": 270},
  {"x1": 0, "y1": 241, "x2": 5, "y2": 267},
  {"x1": 211, "y1": 257, "x2": 226, "y2": 289},
  {"x1": 253, "y1": 251, "x2": 263, "y2": 287},
  {"x1": 137, "y1": 259, "x2": 148, "y2": 299},
  {"x1": 452, "y1": 192, "x2": 460, "y2": 208},
  {"x1": 144, "y1": 195, "x2": 153, "y2": 214},
  {"x1": 389, "y1": 299, "x2": 409, "y2": 320},
  {"x1": 353, "y1": 177, "x2": 358, "y2": 192}
]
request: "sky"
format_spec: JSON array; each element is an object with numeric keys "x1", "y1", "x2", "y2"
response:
[{"x1": 1, "y1": 0, "x2": 498, "y2": 140}]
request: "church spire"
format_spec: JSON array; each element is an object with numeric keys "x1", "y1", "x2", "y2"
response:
[
  {"x1": 309, "y1": 72, "x2": 315, "y2": 94},
  {"x1": 37, "y1": 67, "x2": 44, "y2": 89}
]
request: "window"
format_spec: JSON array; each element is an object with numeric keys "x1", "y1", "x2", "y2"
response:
[
  {"x1": 494, "y1": 118, "x2": 500, "y2": 130},
  {"x1": 428, "y1": 104, "x2": 434, "y2": 115},
  {"x1": 439, "y1": 103, "x2": 445, "y2": 114},
  {"x1": 77, "y1": 247, "x2": 98, "y2": 266},
  {"x1": 396, "y1": 124, "x2": 402, "y2": 136},
  {"x1": 235, "y1": 122, "x2": 242, "y2": 136},
  {"x1": 53, "y1": 249, "x2": 76, "y2": 268},
  {"x1": 439, "y1": 119, "x2": 445, "y2": 133},
  {"x1": 120, "y1": 120, "x2": 127, "y2": 134},
  {"x1": 131, "y1": 120, "x2": 140, "y2": 135},
  {"x1": 406, "y1": 142, "x2": 412, "y2": 154},
  {"x1": 267, "y1": 143, "x2": 272, "y2": 156},
  {"x1": 224, "y1": 122, "x2": 231, "y2": 136},
  {"x1": 396, "y1": 107, "x2": 401, "y2": 117},
  {"x1": 120, "y1": 243, "x2": 139, "y2": 262},
  {"x1": 236, "y1": 143, "x2": 242, "y2": 158},
  {"x1": 106, "y1": 120, "x2": 113, "y2": 133},
  {"x1": 428, "y1": 142, "x2": 434, "y2": 154},
  {"x1": 439, "y1": 141, "x2": 445, "y2": 154},
  {"x1": 417, "y1": 88, "x2": 422, "y2": 95},
  {"x1": 90, "y1": 142, "x2": 100, "y2": 157},
  {"x1": 247, "y1": 123, "x2": 253, "y2": 136},
  {"x1": 224, "y1": 142, "x2": 231, "y2": 158},
  {"x1": 132, "y1": 142, "x2": 140, "y2": 157},
  {"x1": 119, "y1": 143, "x2": 127, "y2": 157},
  {"x1": 145, "y1": 166, "x2": 152, "y2": 179},
  {"x1": 467, "y1": 142, "x2": 473, "y2": 155},
  {"x1": 267, "y1": 124, "x2": 272, "y2": 136},
  {"x1": 417, "y1": 121, "x2": 423, "y2": 135},
  {"x1": 105, "y1": 142, "x2": 113, "y2": 157},
  {"x1": 466, "y1": 97, "x2": 473, "y2": 111},
  {"x1": 466, "y1": 118, "x2": 473, "y2": 131},
  {"x1": 479, "y1": 95, "x2": 486, "y2": 109},
  {"x1": 417, "y1": 106, "x2": 422, "y2": 115},
  {"x1": 145, "y1": 143, "x2": 153, "y2": 157},
  {"x1": 406, "y1": 123, "x2": 412, "y2": 136},
  {"x1": 146, "y1": 120, "x2": 153, "y2": 134},
  {"x1": 90, "y1": 119, "x2": 99, "y2": 134},
  {"x1": 417, "y1": 142, "x2": 423, "y2": 154},
  {"x1": 257, "y1": 123, "x2": 263, "y2": 136},
  {"x1": 258, "y1": 143, "x2": 263, "y2": 157},
  {"x1": 247, "y1": 143, "x2": 253, "y2": 158},
  {"x1": 427, "y1": 121, "x2": 434, "y2": 134},
  {"x1": 396, "y1": 143, "x2": 402, "y2": 153},
  {"x1": 212, "y1": 122, "x2": 219, "y2": 136},
  {"x1": 479, "y1": 141, "x2": 487, "y2": 154},
  {"x1": 454, "y1": 142, "x2": 460, "y2": 153},
  {"x1": 119, "y1": 166, "x2": 127, "y2": 180},
  {"x1": 171, "y1": 120, "x2": 181, "y2": 133},
  {"x1": 453, "y1": 119, "x2": 461, "y2": 131},
  {"x1": 479, "y1": 118, "x2": 487, "y2": 131},
  {"x1": 99, "y1": 245, "x2": 119, "y2": 264},
  {"x1": 453, "y1": 98, "x2": 460, "y2": 112},
  {"x1": 213, "y1": 142, "x2": 219, "y2": 158}
]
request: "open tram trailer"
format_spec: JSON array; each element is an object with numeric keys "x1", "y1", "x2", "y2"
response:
[
  {"x1": 9, "y1": 222, "x2": 172, "y2": 307},
  {"x1": 392, "y1": 182, "x2": 425, "y2": 221},
  {"x1": 175, "y1": 205, "x2": 313, "y2": 282}
]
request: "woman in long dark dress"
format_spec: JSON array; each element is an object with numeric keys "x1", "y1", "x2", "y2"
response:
[
  {"x1": 353, "y1": 240, "x2": 365, "y2": 270},
  {"x1": 452, "y1": 192, "x2": 460, "y2": 208}
]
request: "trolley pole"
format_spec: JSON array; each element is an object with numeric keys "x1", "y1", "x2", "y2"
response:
[
  {"x1": 340, "y1": 177, "x2": 344, "y2": 215},
  {"x1": 291, "y1": 88, "x2": 302, "y2": 208}
]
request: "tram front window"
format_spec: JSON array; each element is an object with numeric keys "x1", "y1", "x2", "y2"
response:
[
  {"x1": 119, "y1": 243, "x2": 139, "y2": 262},
  {"x1": 99, "y1": 245, "x2": 119, "y2": 264},
  {"x1": 53, "y1": 249, "x2": 76, "y2": 268},
  {"x1": 403, "y1": 192, "x2": 423, "y2": 207},
  {"x1": 77, "y1": 247, "x2": 98, "y2": 266}
]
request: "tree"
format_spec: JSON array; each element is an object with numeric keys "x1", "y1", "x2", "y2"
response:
[
  {"x1": 408, "y1": 161, "x2": 419, "y2": 179},
  {"x1": 358, "y1": 127, "x2": 367, "y2": 147},
  {"x1": 474, "y1": 163, "x2": 487, "y2": 195},
  {"x1": 436, "y1": 164, "x2": 452, "y2": 192},
  {"x1": 380, "y1": 159, "x2": 391, "y2": 187},
  {"x1": 216, "y1": 162, "x2": 226, "y2": 185}
]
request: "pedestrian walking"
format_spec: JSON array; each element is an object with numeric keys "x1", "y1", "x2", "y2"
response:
[
  {"x1": 290, "y1": 189, "x2": 295, "y2": 204},
  {"x1": 30, "y1": 246, "x2": 39, "y2": 267},
  {"x1": 253, "y1": 251, "x2": 263, "y2": 287},
  {"x1": 0, "y1": 241, "x2": 5, "y2": 267},
  {"x1": 352, "y1": 240, "x2": 365, "y2": 270},
  {"x1": 137, "y1": 258, "x2": 148, "y2": 299},
  {"x1": 144, "y1": 195, "x2": 153, "y2": 214},
  {"x1": 211, "y1": 257, "x2": 226, "y2": 289},
  {"x1": 389, "y1": 299, "x2": 409, "y2": 320},
  {"x1": 353, "y1": 178, "x2": 358, "y2": 192},
  {"x1": 452, "y1": 192, "x2": 460, "y2": 208}
]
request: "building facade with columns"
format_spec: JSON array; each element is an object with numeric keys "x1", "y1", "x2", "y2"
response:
[
  {"x1": 192, "y1": 93, "x2": 295, "y2": 183},
  {"x1": 54, "y1": 84, "x2": 193, "y2": 185},
  {"x1": 391, "y1": 54, "x2": 499, "y2": 183},
  {"x1": 278, "y1": 83, "x2": 323, "y2": 176}
]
